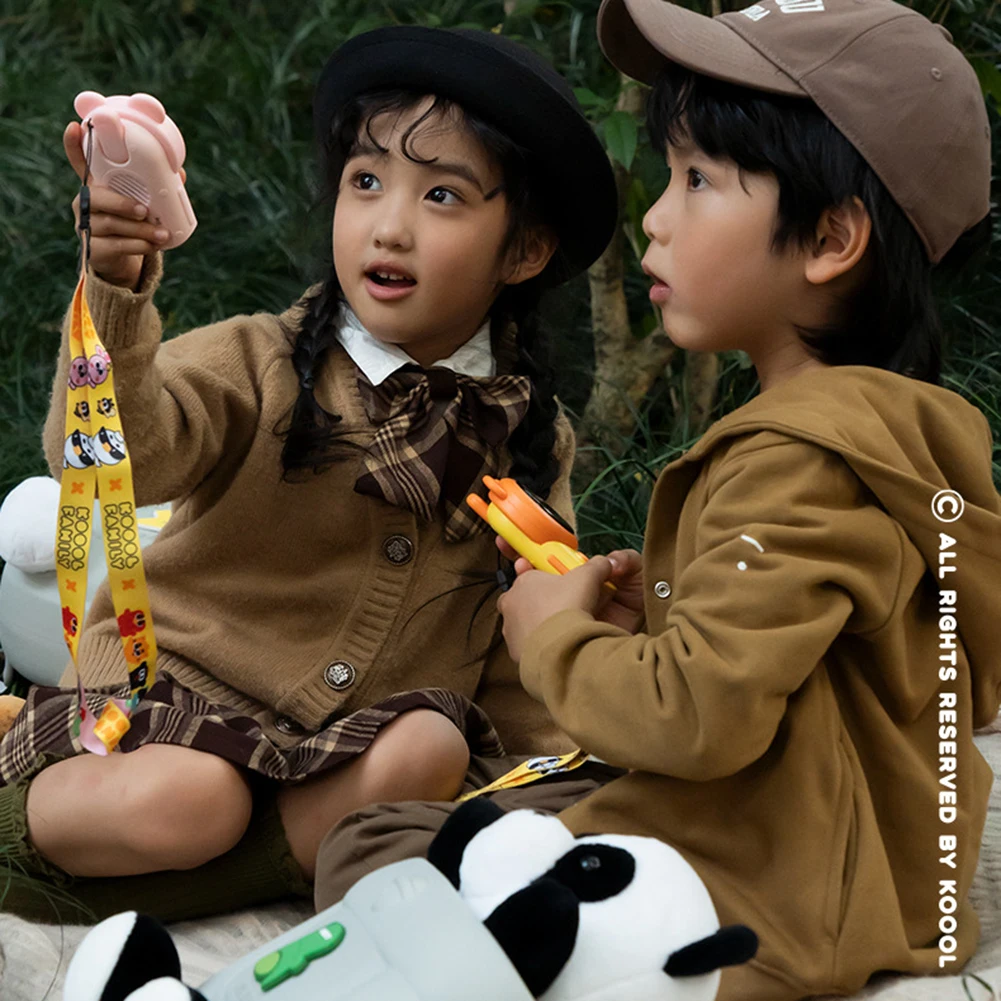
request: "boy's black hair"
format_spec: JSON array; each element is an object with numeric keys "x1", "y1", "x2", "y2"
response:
[
  {"x1": 647, "y1": 62, "x2": 992, "y2": 385},
  {"x1": 277, "y1": 90, "x2": 562, "y2": 501}
]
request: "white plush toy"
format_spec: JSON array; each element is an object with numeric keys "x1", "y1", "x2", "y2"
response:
[
  {"x1": 0, "y1": 476, "x2": 62, "y2": 572},
  {"x1": 62, "y1": 800, "x2": 757, "y2": 1001},
  {"x1": 432, "y1": 803, "x2": 754, "y2": 1001}
]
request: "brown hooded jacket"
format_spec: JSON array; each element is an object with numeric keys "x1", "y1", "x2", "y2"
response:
[{"x1": 519, "y1": 365, "x2": 1001, "y2": 999}]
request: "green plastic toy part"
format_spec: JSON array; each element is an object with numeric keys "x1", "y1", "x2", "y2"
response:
[{"x1": 253, "y1": 922, "x2": 346, "y2": 991}]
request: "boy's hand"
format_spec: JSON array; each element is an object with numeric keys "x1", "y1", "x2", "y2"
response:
[
  {"x1": 497, "y1": 556, "x2": 616, "y2": 662},
  {"x1": 495, "y1": 537, "x2": 645, "y2": 635},
  {"x1": 64, "y1": 121, "x2": 185, "y2": 290},
  {"x1": 597, "y1": 548, "x2": 645, "y2": 633}
]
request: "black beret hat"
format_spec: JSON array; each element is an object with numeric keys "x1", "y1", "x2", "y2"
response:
[{"x1": 313, "y1": 26, "x2": 618, "y2": 286}]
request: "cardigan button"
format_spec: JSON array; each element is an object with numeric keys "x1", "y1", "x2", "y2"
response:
[
  {"x1": 383, "y1": 535, "x2": 414, "y2": 565},
  {"x1": 324, "y1": 660, "x2": 356, "y2": 691},
  {"x1": 654, "y1": 580, "x2": 671, "y2": 599},
  {"x1": 274, "y1": 715, "x2": 302, "y2": 735}
]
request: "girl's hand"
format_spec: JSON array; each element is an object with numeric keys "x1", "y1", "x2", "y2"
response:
[
  {"x1": 64, "y1": 122, "x2": 186, "y2": 290},
  {"x1": 497, "y1": 556, "x2": 614, "y2": 662},
  {"x1": 495, "y1": 537, "x2": 645, "y2": 634}
]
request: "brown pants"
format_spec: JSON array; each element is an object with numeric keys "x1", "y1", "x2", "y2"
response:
[
  {"x1": 313, "y1": 756, "x2": 829, "y2": 1001},
  {"x1": 313, "y1": 754, "x2": 623, "y2": 909}
]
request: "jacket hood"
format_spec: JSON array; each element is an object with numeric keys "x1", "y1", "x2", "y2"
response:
[{"x1": 686, "y1": 365, "x2": 1001, "y2": 725}]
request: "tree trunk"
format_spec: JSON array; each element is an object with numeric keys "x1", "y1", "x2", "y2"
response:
[
  {"x1": 683, "y1": 350, "x2": 720, "y2": 434},
  {"x1": 576, "y1": 82, "x2": 676, "y2": 484}
]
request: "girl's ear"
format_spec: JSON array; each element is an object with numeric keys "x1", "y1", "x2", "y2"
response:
[
  {"x1": 503, "y1": 227, "x2": 558, "y2": 286},
  {"x1": 804, "y1": 196, "x2": 872, "y2": 287}
]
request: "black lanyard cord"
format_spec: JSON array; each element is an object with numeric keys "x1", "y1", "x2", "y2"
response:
[{"x1": 78, "y1": 120, "x2": 94, "y2": 270}]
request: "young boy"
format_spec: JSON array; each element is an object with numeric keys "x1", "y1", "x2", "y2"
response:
[
  {"x1": 312, "y1": 1, "x2": 999, "y2": 996},
  {"x1": 490, "y1": 0, "x2": 1001, "y2": 997}
]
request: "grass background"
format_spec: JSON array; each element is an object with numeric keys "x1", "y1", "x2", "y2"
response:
[{"x1": 0, "y1": 0, "x2": 999, "y2": 556}]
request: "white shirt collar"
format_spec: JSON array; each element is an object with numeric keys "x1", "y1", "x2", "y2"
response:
[{"x1": 336, "y1": 304, "x2": 495, "y2": 386}]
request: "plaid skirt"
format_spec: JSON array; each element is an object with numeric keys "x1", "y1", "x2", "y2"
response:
[{"x1": 0, "y1": 673, "x2": 505, "y2": 787}]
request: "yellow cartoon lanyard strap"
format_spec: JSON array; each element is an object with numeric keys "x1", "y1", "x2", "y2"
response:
[
  {"x1": 55, "y1": 123, "x2": 158, "y2": 755},
  {"x1": 455, "y1": 748, "x2": 592, "y2": 804}
]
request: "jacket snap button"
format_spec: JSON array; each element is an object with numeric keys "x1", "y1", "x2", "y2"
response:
[
  {"x1": 274, "y1": 715, "x2": 302, "y2": 735},
  {"x1": 324, "y1": 660, "x2": 356, "y2": 691},
  {"x1": 654, "y1": 580, "x2": 671, "y2": 599},
  {"x1": 383, "y1": 535, "x2": 414, "y2": 565}
]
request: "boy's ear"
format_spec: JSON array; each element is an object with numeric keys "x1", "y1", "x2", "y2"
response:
[
  {"x1": 804, "y1": 196, "x2": 872, "y2": 286},
  {"x1": 503, "y1": 226, "x2": 558, "y2": 286}
]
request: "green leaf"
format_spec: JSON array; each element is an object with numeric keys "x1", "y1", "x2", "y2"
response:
[
  {"x1": 971, "y1": 57, "x2": 1001, "y2": 111},
  {"x1": 573, "y1": 87, "x2": 604, "y2": 108},
  {"x1": 602, "y1": 110, "x2": 638, "y2": 170},
  {"x1": 569, "y1": 9, "x2": 583, "y2": 64},
  {"x1": 624, "y1": 176, "x2": 651, "y2": 259},
  {"x1": 639, "y1": 312, "x2": 660, "y2": 337},
  {"x1": 506, "y1": 0, "x2": 541, "y2": 18},
  {"x1": 347, "y1": 14, "x2": 391, "y2": 38},
  {"x1": 625, "y1": 176, "x2": 650, "y2": 222}
]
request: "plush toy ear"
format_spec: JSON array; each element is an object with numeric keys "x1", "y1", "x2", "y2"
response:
[
  {"x1": 427, "y1": 798, "x2": 506, "y2": 889},
  {"x1": 73, "y1": 90, "x2": 106, "y2": 120},
  {"x1": 64, "y1": 911, "x2": 182, "y2": 1001},
  {"x1": 484, "y1": 877, "x2": 579, "y2": 998},
  {"x1": 664, "y1": 924, "x2": 759, "y2": 977}
]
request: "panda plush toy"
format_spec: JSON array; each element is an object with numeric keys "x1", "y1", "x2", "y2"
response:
[{"x1": 63, "y1": 800, "x2": 757, "y2": 1001}]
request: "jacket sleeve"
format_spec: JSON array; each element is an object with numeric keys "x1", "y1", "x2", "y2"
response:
[
  {"x1": 43, "y1": 254, "x2": 286, "y2": 506},
  {"x1": 517, "y1": 437, "x2": 903, "y2": 780}
]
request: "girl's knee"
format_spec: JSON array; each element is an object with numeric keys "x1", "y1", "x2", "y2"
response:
[
  {"x1": 27, "y1": 746, "x2": 252, "y2": 875},
  {"x1": 125, "y1": 746, "x2": 253, "y2": 869},
  {"x1": 370, "y1": 710, "x2": 471, "y2": 800}
]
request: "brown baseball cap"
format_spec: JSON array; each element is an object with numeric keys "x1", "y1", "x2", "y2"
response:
[{"x1": 597, "y1": 0, "x2": 992, "y2": 263}]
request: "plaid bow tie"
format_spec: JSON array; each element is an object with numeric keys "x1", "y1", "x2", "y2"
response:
[{"x1": 354, "y1": 365, "x2": 532, "y2": 542}]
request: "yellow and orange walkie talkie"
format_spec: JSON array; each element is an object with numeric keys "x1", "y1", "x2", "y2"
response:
[
  {"x1": 466, "y1": 476, "x2": 613, "y2": 588},
  {"x1": 461, "y1": 476, "x2": 600, "y2": 796}
]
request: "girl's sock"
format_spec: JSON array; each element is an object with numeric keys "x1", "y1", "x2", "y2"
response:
[
  {"x1": 0, "y1": 777, "x2": 311, "y2": 923},
  {"x1": 0, "y1": 777, "x2": 90, "y2": 922}
]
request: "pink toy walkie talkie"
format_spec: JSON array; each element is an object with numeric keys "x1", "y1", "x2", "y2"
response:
[{"x1": 75, "y1": 91, "x2": 197, "y2": 250}]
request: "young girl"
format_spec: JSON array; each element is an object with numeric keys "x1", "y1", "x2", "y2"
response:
[
  {"x1": 308, "y1": 2, "x2": 1001, "y2": 998},
  {"x1": 0, "y1": 25, "x2": 617, "y2": 922}
]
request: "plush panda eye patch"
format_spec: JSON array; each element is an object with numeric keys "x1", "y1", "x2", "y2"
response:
[
  {"x1": 480, "y1": 843, "x2": 640, "y2": 997},
  {"x1": 547, "y1": 844, "x2": 636, "y2": 902}
]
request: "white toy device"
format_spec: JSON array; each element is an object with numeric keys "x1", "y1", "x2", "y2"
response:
[
  {"x1": 74, "y1": 91, "x2": 196, "y2": 249},
  {"x1": 63, "y1": 803, "x2": 759, "y2": 1001}
]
